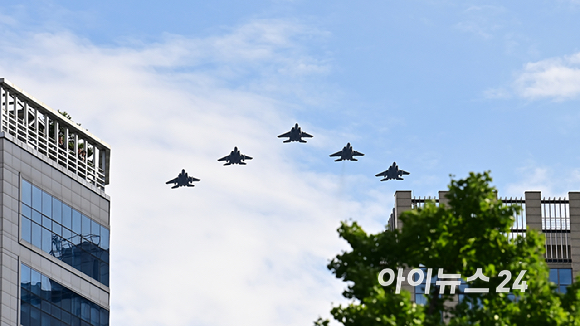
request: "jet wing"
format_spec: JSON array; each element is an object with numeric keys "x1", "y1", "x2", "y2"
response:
[
  {"x1": 241, "y1": 155, "x2": 253, "y2": 160},
  {"x1": 218, "y1": 155, "x2": 230, "y2": 162},
  {"x1": 375, "y1": 170, "x2": 388, "y2": 177},
  {"x1": 300, "y1": 131, "x2": 313, "y2": 138},
  {"x1": 278, "y1": 131, "x2": 292, "y2": 138},
  {"x1": 188, "y1": 176, "x2": 200, "y2": 182},
  {"x1": 352, "y1": 151, "x2": 365, "y2": 156},
  {"x1": 399, "y1": 170, "x2": 410, "y2": 176},
  {"x1": 166, "y1": 177, "x2": 178, "y2": 184},
  {"x1": 330, "y1": 150, "x2": 343, "y2": 157}
]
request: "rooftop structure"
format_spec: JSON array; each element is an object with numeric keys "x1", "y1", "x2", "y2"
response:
[{"x1": 0, "y1": 78, "x2": 111, "y2": 190}]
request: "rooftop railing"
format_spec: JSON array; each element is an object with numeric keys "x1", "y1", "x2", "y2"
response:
[{"x1": 0, "y1": 79, "x2": 111, "y2": 190}]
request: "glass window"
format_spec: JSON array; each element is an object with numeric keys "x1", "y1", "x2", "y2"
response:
[
  {"x1": 32, "y1": 222, "x2": 42, "y2": 249},
  {"x1": 82, "y1": 215, "x2": 91, "y2": 238},
  {"x1": 22, "y1": 180, "x2": 32, "y2": 206},
  {"x1": 52, "y1": 198, "x2": 62, "y2": 225},
  {"x1": 560, "y1": 269, "x2": 572, "y2": 285},
  {"x1": 62, "y1": 204, "x2": 72, "y2": 230},
  {"x1": 52, "y1": 222, "x2": 62, "y2": 238},
  {"x1": 101, "y1": 227, "x2": 109, "y2": 251},
  {"x1": 41, "y1": 228, "x2": 51, "y2": 253},
  {"x1": 21, "y1": 264, "x2": 110, "y2": 326},
  {"x1": 22, "y1": 217, "x2": 32, "y2": 243},
  {"x1": 42, "y1": 215, "x2": 51, "y2": 229},
  {"x1": 22, "y1": 204, "x2": 32, "y2": 219},
  {"x1": 91, "y1": 220, "x2": 100, "y2": 245},
  {"x1": 549, "y1": 269, "x2": 558, "y2": 284},
  {"x1": 21, "y1": 181, "x2": 109, "y2": 288},
  {"x1": 32, "y1": 185, "x2": 42, "y2": 212},
  {"x1": 31, "y1": 269, "x2": 41, "y2": 296},
  {"x1": 21, "y1": 264, "x2": 31, "y2": 286},
  {"x1": 42, "y1": 191, "x2": 52, "y2": 217},
  {"x1": 72, "y1": 211, "x2": 81, "y2": 235},
  {"x1": 32, "y1": 210, "x2": 42, "y2": 224}
]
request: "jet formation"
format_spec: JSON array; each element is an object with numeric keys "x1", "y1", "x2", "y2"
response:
[
  {"x1": 278, "y1": 123, "x2": 313, "y2": 143},
  {"x1": 375, "y1": 162, "x2": 410, "y2": 181},
  {"x1": 166, "y1": 169, "x2": 200, "y2": 189},
  {"x1": 330, "y1": 142, "x2": 365, "y2": 161},
  {"x1": 167, "y1": 123, "x2": 411, "y2": 188},
  {"x1": 218, "y1": 146, "x2": 253, "y2": 166}
]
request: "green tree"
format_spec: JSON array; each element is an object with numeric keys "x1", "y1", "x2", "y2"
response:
[{"x1": 317, "y1": 172, "x2": 580, "y2": 326}]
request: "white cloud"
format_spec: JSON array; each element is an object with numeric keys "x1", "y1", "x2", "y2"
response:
[
  {"x1": 0, "y1": 20, "x2": 375, "y2": 326},
  {"x1": 514, "y1": 53, "x2": 580, "y2": 100},
  {"x1": 504, "y1": 165, "x2": 580, "y2": 198}
]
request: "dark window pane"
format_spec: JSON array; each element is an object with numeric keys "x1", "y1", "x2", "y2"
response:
[
  {"x1": 100, "y1": 309, "x2": 109, "y2": 326},
  {"x1": 72, "y1": 211, "x2": 81, "y2": 235},
  {"x1": 22, "y1": 216, "x2": 32, "y2": 243},
  {"x1": 81, "y1": 300, "x2": 90, "y2": 321},
  {"x1": 32, "y1": 222, "x2": 42, "y2": 249},
  {"x1": 30, "y1": 306, "x2": 41, "y2": 326},
  {"x1": 82, "y1": 215, "x2": 91, "y2": 238},
  {"x1": 62, "y1": 204, "x2": 72, "y2": 230},
  {"x1": 549, "y1": 269, "x2": 558, "y2": 284},
  {"x1": 61, "y1": 310, "x2": 72, "y2": 324},
  {"x1": 21, "y1": 302, "x2": 31, "y2": 325},
  {"x1": 52, "y1": 198, "x2": 62, "y2": 225},
  {"x1": 32, "y1": 186, "x2": 42, "y2": 212},
  {"x1": 91, "y1": 304, "x2": 100, "y2": 325},
  {"x1": 560, "y1": 269, "x2": 572, "y2": 285},
  {"x1": 22, "y1": 179, "x2": 32, "y2": 206},
  {"x1": 100, "y1": 308, "x2": 109, "y2": 326},
  {"x1": 42, "y1": 191, "x2": 52, "y2": 217},
  {"x1": 41, "y1": 312, "x2": 50, "y2": 326}
]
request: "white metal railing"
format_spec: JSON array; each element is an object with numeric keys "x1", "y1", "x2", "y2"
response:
[
  {"x1": 0, "y1": 81, "x2": 109, "y2": 189},
  {"x1": 542, "y1": 198, "x2": 570, "y2": 262}
]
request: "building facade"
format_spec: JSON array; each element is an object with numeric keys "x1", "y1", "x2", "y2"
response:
[
  {"x1": 389, "y1": 190, "x2": 578, "y2": 304},
  {"x1": 0, "y1": 79, "x2": 111, "y2": 326}
]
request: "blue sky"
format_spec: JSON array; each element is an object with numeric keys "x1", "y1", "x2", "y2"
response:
[{"x1": 2, "y1": 1, "x2": 580, "y2": 325}]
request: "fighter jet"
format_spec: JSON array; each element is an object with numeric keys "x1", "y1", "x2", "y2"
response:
[
  {"x1": 375, "y1": 162, "x2": 410, "y2": 181},
  {"x1": 278, "y1": 123, "x2": 313, "y2": 143},
  {"x1": 218, "y1": 146, "x2": 253, "y2": 165},
  {"x1": 166, "y1": 169, "x2": 200, "y2": 189},
  {"x1": 330, "y1": 143, "x2": 364, "y2": 161}
]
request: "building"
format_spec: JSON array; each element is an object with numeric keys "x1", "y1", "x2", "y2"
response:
[
  {"x1": 0, "y1": 79, "x2": 111, "y2": 326},
  {"x1": 389, "y1": 190, "x2": 577, "y2": 304}
]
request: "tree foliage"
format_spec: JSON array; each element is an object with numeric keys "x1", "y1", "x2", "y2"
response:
[{"x1": 318, "y1": 172, "x2": 580, "y2": 325}]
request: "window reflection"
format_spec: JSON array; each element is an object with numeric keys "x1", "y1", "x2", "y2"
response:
[
  {"x1": 20, "y1": 264, "x2": 109, "y2": 326},
  {"x1": 550, "y1": 268, "x2": 572, "y2": 293},
  {"x1": 20, "y1": 180, "x2": 109, "y2": 287}
]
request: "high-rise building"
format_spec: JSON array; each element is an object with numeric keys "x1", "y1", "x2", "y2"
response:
[
  {"x1": 389, "y1": 190, "x2": 578, "y2": 304},
  {"x1": 0, "y1": 79, "x2": 111, "y2": 326}
]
